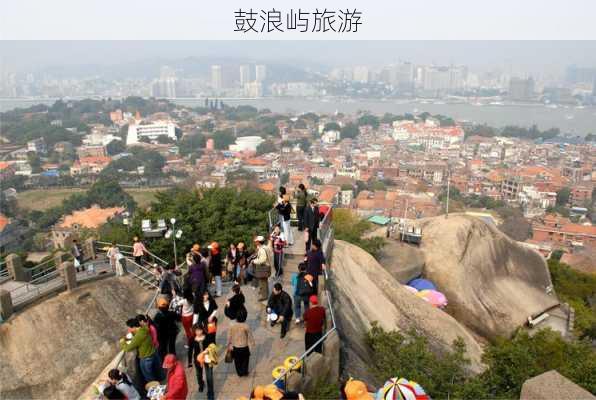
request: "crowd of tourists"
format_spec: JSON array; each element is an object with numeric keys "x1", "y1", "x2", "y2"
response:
[{"x1": 97, "y1": 185, "x2": 335, "y2": 400}]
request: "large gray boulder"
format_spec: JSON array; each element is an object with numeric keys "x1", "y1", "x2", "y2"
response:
[
  {"x1": 418, "y1": 215, "x2": 559, "y2": 339},
  {"x1": 329, "y1": 240, "x2": 484, "y2": 386}
]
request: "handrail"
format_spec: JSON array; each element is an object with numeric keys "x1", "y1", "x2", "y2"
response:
[
  {"x1": 96, "y1": 241, "x2": 169, "y2": 267},
  {"x1": 271, "y1": 224, "x2": 336, "y2": 389},
  {"x1": 122, "y1": 257, "x2": 159, "y2": 289}
]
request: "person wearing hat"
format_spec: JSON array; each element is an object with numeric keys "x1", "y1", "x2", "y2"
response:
[
  {"x1": 208, "y1": 242, "x2": 223, "y2": 297},
  {"x1": 252, "y1": 235, "x2": 271, "y2": 301},
  {"x1": 342, "y1": 379, "x2": 373, "y2": 400},
  {"x1": 162, "y1": 354, "x2": 188, "y2": 400},
  {"x1": 266, "y1": 282, "x2": 293, "y2": 338},
  {"x1": 153, "y1": 297, "x2": 180, "y2": 361},
  {"x1": 303, "y1": 294, "x2": 326, "y2": 355},
  {"x1": 250, "y1": 384, "x2": 304, "y2": 400},
  {"x1": 120, "y1": 317, "x2": 161, "y2": 383}
]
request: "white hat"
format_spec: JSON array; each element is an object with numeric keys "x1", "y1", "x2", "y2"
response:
[{"x1": 254, "y1": 235, "x2": 265, "y2": 243}]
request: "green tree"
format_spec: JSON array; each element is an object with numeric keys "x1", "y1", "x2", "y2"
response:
[
  {"x1": 556, "y1": 187, "x2": 571, "y2": 207},
  {"x1": 213, "y1": 130, "x2": 236, "y2": 150},
  {"x1": 332, "y1": 209, "x2": 385, "y2": 258},
  {"x1": 323, "y1": 122, "x2": 341, "y2": 132},
  {"x1": 128, "y1": 187, "x2": 274, "y2": 263},
  {"x1": 357, "y1": 114, "x2": 380, "y2": 129},
  {"x1": 179, "y1": 133, "x2": 206, "y2": 156},
  {"x1": 256, "y1": 140, "x2": 277, "y2": 155},
  {"x1": 340, "y1": 123, "x2": 359, "y2": 139},
  {"x1": 106, "y1": 139, "x2": 126, "y2": 156}
]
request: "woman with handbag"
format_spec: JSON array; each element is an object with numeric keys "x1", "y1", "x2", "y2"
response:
[
  {"x1": 226, "y1": 307, "x2": 254, "y2": 377},
  {"x1": 193, "y1": 291, "x2": 218, "y2": 345},
  {"x1": 188, "y1": 323, "x2": 215, "y2": 399}
]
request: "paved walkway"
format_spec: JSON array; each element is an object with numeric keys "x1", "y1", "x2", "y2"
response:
[{"x1": 181, "y1": 229, "x2": 307, "y2": 399}]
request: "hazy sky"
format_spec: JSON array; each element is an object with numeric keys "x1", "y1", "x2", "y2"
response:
[{"x1": 2, "y1": 41, "x2": 596, "y2": 76}]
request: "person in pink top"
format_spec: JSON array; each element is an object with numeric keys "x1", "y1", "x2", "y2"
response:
[{"x1": 132, "y1": 236, "x2": 148, "y2": 266}]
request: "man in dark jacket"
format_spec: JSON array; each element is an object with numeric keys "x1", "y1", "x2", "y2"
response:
[
  {"x1": 153, "y1": 297, "x2": 180, "y2": 360},
  {"x1": 187, "y1": 259, "x2": 207, "y2": 298},
  {"x1": 267, "y1": 282, "x2": 293, "y2": 338},
  {"x1": 303, "y1": 198, "x2": 320, "y2": 253}
]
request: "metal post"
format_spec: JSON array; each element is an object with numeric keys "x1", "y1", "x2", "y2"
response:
[
  {"x1": 172, "y1": 220, "x2": 178, "y2": 269},
  {"x1": 445, "y1": 168, "x2": 450, "y2": 219}
]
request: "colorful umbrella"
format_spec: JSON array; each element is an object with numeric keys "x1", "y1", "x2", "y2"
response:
[
  {"x1": 406, "y1": 278, "x2": 437, "y2": 291},
  {"x1": 404, "y1": 285, "x2": 418, "y2": 294},
  {"x1": 375, "y1": 377, "x2": 430, "y2": 400},
  {"x1": 416, "y1": 289, "x2": 447, "y2": 308}
]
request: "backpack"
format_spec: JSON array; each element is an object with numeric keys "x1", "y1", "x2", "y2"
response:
[{"x1": 297, "y1": 274, "x2": 314, "y2": 297}]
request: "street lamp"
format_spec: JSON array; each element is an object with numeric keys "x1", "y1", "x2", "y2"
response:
[{"x1": 165, "y1": 218, "x2": 182, "y2": 268}]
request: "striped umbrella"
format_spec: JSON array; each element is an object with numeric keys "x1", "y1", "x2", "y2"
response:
[
  {"x1": 416, "y1": 289, "x2": 448, "y2": 308},
  {"x1": 375, "y1": 378, "x2": 430, "y2": 400}
]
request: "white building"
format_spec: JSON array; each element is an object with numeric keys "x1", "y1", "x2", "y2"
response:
[
  {"x1": 126, "y1": 121, "x2": 178, "y2": 145},
  {"x1": 244, "y1": 81, "x2": 263, "y2": 98},
  {"x1": 322, "y1": 130, "x2": 341, "y2": 144},
  {"x1": 27, "y1": 138, "x2": 46, "y2": 154},
  {"x1": 229, "y1": 136, "x2": 264, "y2": 152},
  {"x1": 211, "y1": 65, "x2": 223, "y2": 90},
  {"x1": 255, "y1": 65, "x2": 267, "y2": 82},
  {"x1": 239, "y1": 65, "x2": 250, "y2": 87}
]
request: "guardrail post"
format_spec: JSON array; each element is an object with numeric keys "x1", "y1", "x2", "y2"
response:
[
  {"x1": 60, "y1": 261, "x2": 77, "y2": 291},
  {"x1": 83, "y1": 238, "x2": 96, "y2": 261},
  {"x1": 0, "y1": 289, "x2": 13, "y2": 320},
  {"x1": 54, "y1": 251, "x2": 68, "y2": 270},
  {"x1": 6, "y1": 253, "x2": 28, "y2": 282}
]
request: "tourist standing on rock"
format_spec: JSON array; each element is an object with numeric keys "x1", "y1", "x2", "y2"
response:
[
  {"x1": 71, "y1": 239, "x2": 83, "y2": 272},
  {"x1": 267, "y1": 282, "x2": 293, "y2": 338},
  {"x1": 178, "y1": 289, "x2": 195, "y2": 351},
  {"x1": 235, "y1": 241, "x2": 249, "y2": 285},
  {"x1": 162, "y1": 354, "x2": 188, "y2": 400},
  {"x1": 252, "y1": 236, "x2": 272, "y2": 301},
  {"x1": 154, "y1": 297, "x2": 180, "y2": 360},
  {"x1": 208, "y1": 242, "x2": 222, "y2": 297},
  {"x1": 271, "y1": 225, "x2": 286, "y2": 278},
  {"x1": 188, "y1": 323, "x2": 215, "y2": 399},
  {"x1": 295, "y1": 183, "x2": 308, "y2": 232},
  {"x1": 224, "y1": 284, "x2": 246, "y2": 320},
  {"x1": 305, "y1": 239, "x2": 326, "y2": 294},
  {"x1": 136, "y1": 314, "x2": 159, "y2": 351},
  {"x1": 227, "y1": 307, "x2": 255, "y2": 377},
  {"x1": 159, "y1": 266, "x2": 180, "y2": 299},
  {"x1": 107, "y1": 242, "x2": 125, "y2": 275},
  {"x1": 132, "y1": 237, "x2": 148, "y2": 266},
  {"x1": 193, "y1": 291, "x2": 218, "y2": 345},
  {"x1": 120, "y1": 318, "x2": 162, "y2": 383},
  {"x1": 275, "y1": 194, "x2": 294, "y2": 246},
  {"x1": 292, "y1": 262, "x2": 314, "y2": 324},
  {"x1": 303, "y1": 198, "x2": 320, "y2": 253},
  {"x1": 303, "y1": 295, "x2": 326, "y2": 355},
  {"x1": 186, "y1": 253, "x2": 208, "y2": 298},
  {"x1": 225, "y1": 243, "x2": 238, "y2": 282},
  {"x1": 104, "y1": 369, "x2": 141, "y2": 400}
]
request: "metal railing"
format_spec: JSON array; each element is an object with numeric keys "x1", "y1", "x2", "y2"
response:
[
  {"x1": 96, "y1": 241, "x2": 169, "y2": 269},
  {"x1": 272, "y1": 220, "x2": 336, "y2": 391},
  {"x1": 0, "y1": 261, "x2": 10, "y2": 281},
  {"x1": 8, "y1": 269, "x2": 65, "y2": 307}
]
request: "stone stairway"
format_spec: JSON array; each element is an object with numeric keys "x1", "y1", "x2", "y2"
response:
[{"x1": 183, "y1": 227, "x2": 310, "y2": 399}]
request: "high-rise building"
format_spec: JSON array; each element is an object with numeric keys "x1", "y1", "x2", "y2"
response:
[
  {"x1": 508, "y1": 77, "x2": 535, "y2": 100},
  {"x1": 239, "y1": 65, "x2": 250, "y2": 87},
  {"x1": 566, "y1": 65, "x2": 596, "y2": 85},
  {"x1": 353, "y1": 66, "x2": 369, "y2": 83},
  {"x1": 211, "y1": 65, "x2": 223, "y2": 90},
  {"x1": 592, "y1": 79, "x2": 596, "y2": 96},
  {"x1": 244, "y1": 81, "x2": 263, "y2": 97},
  {"x1": 255, "y1": 64, "x2": 267, "y2": 82},
  {"x1": 151, "y1": 66, "x2": 178, "y2": 98}
]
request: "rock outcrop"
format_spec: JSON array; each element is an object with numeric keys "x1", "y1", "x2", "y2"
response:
[
  {"x1": 418, "y1": 215, "x2": 559, "y2": 339},
  {"x1": 0, "y1": 277, "x2": 153, "y2": 399},
  {"x1": 329, "y1": 240, "x2": 484, "y2": 386}
]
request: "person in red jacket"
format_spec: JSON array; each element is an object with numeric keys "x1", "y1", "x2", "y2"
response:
[{"x1": 162, "y1": 354, "x2": 188, "y2": 400}]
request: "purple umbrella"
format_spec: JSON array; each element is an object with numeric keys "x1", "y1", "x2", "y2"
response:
[{"x1": 407, "y1": 278, "x2": 437, "y2": 291}]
